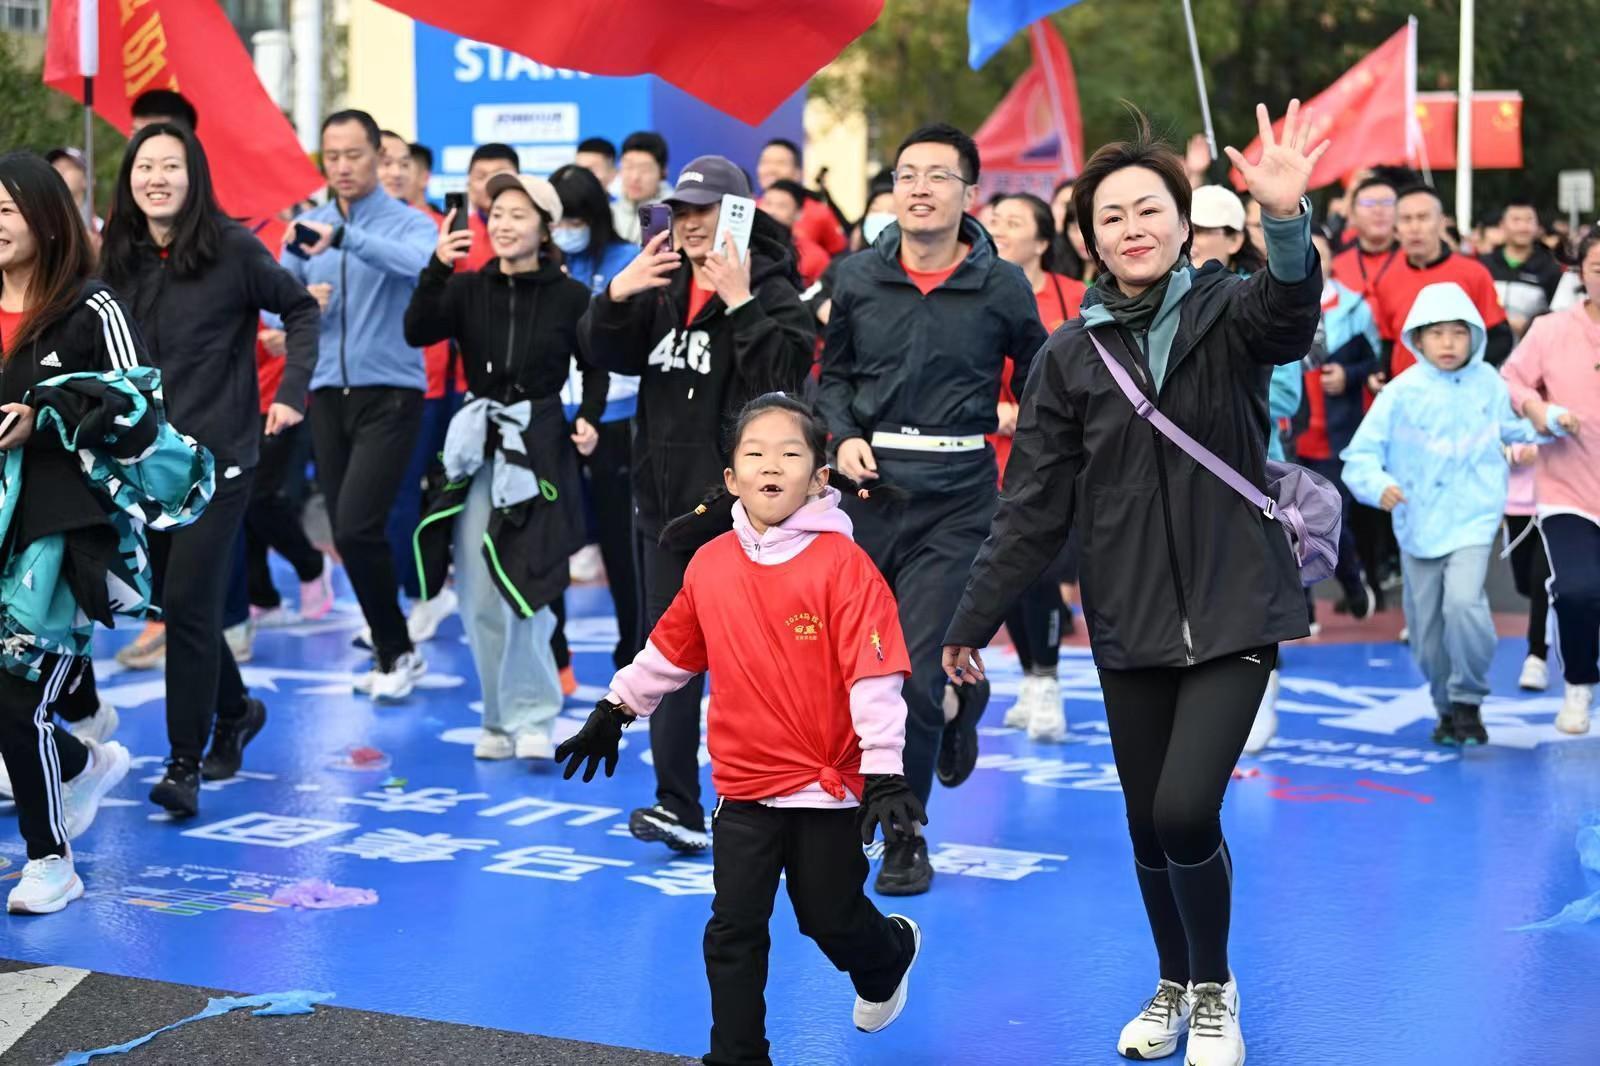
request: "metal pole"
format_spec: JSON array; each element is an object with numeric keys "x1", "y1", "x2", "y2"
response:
[
  {"x1": 1455, "y1": 0, "x2": 1475, "y2": 228},
  {"x1": 292, "y1": 0, "x2": 324, "y2": 152},
  {"x1": 79, "y1": 0, "x2": 99, "y2": 226},
  {"x1": 1181, "y1": 0, "x2": 1217, "y2": 161},
  {"x1": 82, "y1": 78, "x2": 95, "y2": 225}
]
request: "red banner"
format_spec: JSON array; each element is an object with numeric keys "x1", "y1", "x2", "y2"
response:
[
  {"x1": 1413, "y1": 92, "x2": 1523, "y2": 170},
  {"x1": 44, "y1": 0, "x2": 322, "y2": 219},
  {"x1": 974, "y1": 19, "x2": 1084, "y2": 202},
  {"x1": 378, "y1": 0, "x2": 882, "y2": 126},
  {"x1": 1231, "y1": 21, "x2": 1416, "y2": 192}
]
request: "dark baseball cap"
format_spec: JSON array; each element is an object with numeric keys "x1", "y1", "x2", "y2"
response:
[{"x1": 666, "y1": 155, "x2": 750, "y2": 207}]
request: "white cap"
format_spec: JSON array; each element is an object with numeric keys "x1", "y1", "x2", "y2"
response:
[{"x1": 1191, "y1": 185, "x2": 1246, "y2": 231}]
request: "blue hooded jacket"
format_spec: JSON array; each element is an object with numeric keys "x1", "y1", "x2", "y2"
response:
[
  {"x1": 561, "y1": 238, "x2": 641, "y2": 422},
  {"x1": 1341, "y1": 282, "x2": 1544, "y2": 559},
  {"x1": 279, "y1": 188, "x2": 437, "y2": 392}
]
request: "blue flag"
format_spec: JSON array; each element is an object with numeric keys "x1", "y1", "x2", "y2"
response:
[{"x1": 968, "y1": 0, "x2": 1083, "y2": 69}]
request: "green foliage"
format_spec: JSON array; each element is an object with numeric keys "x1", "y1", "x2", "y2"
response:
[
  {"x1": 812, "y1": 0, "x2": 1600, "y2": 219},
  {"x1": 0, "y1": 35, "x2": 127, "y2": 207}
]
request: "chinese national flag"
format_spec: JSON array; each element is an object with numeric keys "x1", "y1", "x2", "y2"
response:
[
  {"x1": 1413, "y1": 92, "x2": 1524, "y2": 170},
  {"x1": 1230, "y1": 21, "x2": 1416, "y2": 192},
  {"x1": 376, "y1": 0, "x2": 883, "y2": 125},
  {"x1": 44, "y1": 0, "x2": 322, "y2": 219}
]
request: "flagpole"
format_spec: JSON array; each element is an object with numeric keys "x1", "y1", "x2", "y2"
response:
[
  {"x1": 1456, "y1": 0, "x2": 1474, "y2": 228},
  {"x1": 79, "y1": 0, "x2": 99, "y2": 226},
  {"x1": 1179, "y1": 0, "x2": 1217, "y2": 161}
]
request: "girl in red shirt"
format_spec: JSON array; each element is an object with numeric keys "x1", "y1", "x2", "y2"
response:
[{"x1": 557, "y1": 392, "x2": 925, "y2": 1063}]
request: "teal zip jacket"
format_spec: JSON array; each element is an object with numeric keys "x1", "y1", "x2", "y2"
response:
[{"x1": 0, "y1": 367, "x2": 214, "y2": 680}]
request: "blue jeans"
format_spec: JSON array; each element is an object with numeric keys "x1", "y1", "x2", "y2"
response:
[
  {"x1": 1401, "y1": 545, "x2": 1494, "y2": 711},
  {"x1": 454, "y1": 472, "x2": 562, "y2": 739}
]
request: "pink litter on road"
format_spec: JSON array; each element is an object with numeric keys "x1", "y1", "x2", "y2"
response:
[{"x1": 271, "y1": 879, "x2": 379, "y2": 910}]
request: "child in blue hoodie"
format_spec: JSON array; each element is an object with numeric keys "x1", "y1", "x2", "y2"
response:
[{"x1": 1342, "y1": 282, "x2": 1558, "y2": 746}]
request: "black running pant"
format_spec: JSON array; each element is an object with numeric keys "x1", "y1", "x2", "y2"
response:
[
  {"x1": 1541, "y1": 515, "x2": 1600, "y2": 686},
  {"x1": 310, "y1": 386, "x2": 423, "y2": 662},
  {"x1": 245, "y1": 416, "x2": 324, "y2": 609},
  {"x1": 1098, "y1": 646, "x2": 1277, "y2": 986},
  {"x1": 636, "y1": 530, "x2": 706, "y2": 831},
  {"x1": 704, "y1": 801, "x2": 913, "y2": 1066},
  {"x1": 0, "y1": 655, "x2": 90, "y2": 859},
  {"x1": 1506, "y1": 514, "x2": 1550, "y2": 662},
  {"x1": 1006, "y1": 577, "x2": 1063, "y2": 672}
]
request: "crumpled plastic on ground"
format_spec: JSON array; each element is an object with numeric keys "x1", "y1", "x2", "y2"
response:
[
  {"x1": 270, "y1": 879, "x2": 379, "y2": 910},
  {"x1": 54, "y1": 990, "x2": 334, "y2": 1065},
  {"x1": 1514, "y1": 816, "x2": 1600, "y2": 932}
]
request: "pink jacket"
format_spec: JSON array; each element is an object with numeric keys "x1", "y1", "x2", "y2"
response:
[
  {"x1": 608, "y1": 487, "x2": 907, "y2": 808},
  {"x1": 1502, "y1": 301, "x2": 1600, "y2": 519}
]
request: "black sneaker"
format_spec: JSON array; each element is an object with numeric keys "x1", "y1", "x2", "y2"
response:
[
  {"x1": 1451, "y1": 702, "x2": 1488, "y2": 746},
  {"x1": 1430, "y1": 714, "x2": 1458, "y2": 746},
  {"x1": 874, "y1": 836, "x2": 933, "y2": 897},
  {"x1": 201, "y1": 698, "x2": 267, "y2": 781},
  {"x1": 628, "y1": 805, "x2": 710, "y2": 854},
  {"x1": 149, "y1": 758, "x2": 201, "y2": 817},
  {"x1": 936, "y1": 679, "x2": 989, "y2": 788}
]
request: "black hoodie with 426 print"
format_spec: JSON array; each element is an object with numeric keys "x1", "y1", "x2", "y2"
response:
[{"x1": 578, "y1": 219, "x2": 815, "y2": 538}]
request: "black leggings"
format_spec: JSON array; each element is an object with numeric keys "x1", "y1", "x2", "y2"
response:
[
  {"x1": 1099, "y1": 646, "x2": 1277, "y2": 985},
  {"x1": 1006, "y1": 578, "x2": 1063, "y2": 673},
  {"x1": 1506, "y1": 515, "x2": 1550, "y2": 661},
  {"x1": 245, "y1": 416, "x2": 323, "y2": 609}
]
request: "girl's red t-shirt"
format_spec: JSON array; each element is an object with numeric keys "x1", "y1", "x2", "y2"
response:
[{"x1": 650, "y1": 530, "x2": 912, "y2": 802}]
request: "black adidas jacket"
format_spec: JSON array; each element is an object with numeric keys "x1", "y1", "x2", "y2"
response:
[{"x1": 578, "y1": 218, "x2": 814, "y2": 537}]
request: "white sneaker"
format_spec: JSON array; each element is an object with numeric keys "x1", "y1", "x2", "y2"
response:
[
  {"x1": 474, "y1": 730, "x2": 515, "y2": 760},
  {"x1": 0, "y1": 753, "x2": 11, "y2": 799},
  {"x1": 64, "y1": 740, "x2": 131, "y2": 839},
  {"x1": 853, "y1": 915, "x2": 920, "y2": 1033},
  {"x1": 1519, "y1": 655, "x2": 1550, "y2": 692},
  {"x1": 407, "y1": 588, "x2": 458, "y2": 644},
  {"x1": 1242, "y1": 669, "x2": 1280, "y2": 755},
  {"x1": 1005, "y1": 676, "x2": 1038, "y2": 728},
  {"x1": 1185, "y1": 978, "x2": 1243, "y2": 1066},
  {"x1": 1557, "y1": 683, "x2": 1593, "y2": 735},
  {"x1": 515, "y1": 732, "x2": 555, "y2": 760},
  {"x1": 225, "y1": 620, "x2": 254, "y2": 663},
  {"x1": 569, "y1": 543, "x2": 604, "y2": 583},
  {"x1": 69, "y1": 700, "x2": 120, "y2": 746},
  {"x1": 369, "y1": 651, "x2": 426, "y2": 703},
  {"x1": 7, "y1": 853, "x2": 85, "y2": 915},
  {"x1": 1027, "y1": 675, "x2": 1067, "y2": 742},
  {"x1": 1117, "y1": 979, "x2": 1192, "y2": 1060}
]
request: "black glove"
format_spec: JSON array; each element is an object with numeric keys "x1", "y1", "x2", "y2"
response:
[
  {"x1": 554, "y1": 700, "x2": 633, "y2": 782},
  {"x1": 858, "y1": 774, "x2": 927, "y2": 846}
]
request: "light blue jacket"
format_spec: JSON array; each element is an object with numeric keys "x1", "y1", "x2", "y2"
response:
[
  {"x1": 280, "y1": 188, "x2": 437, "y2": 392},
  {"x1": 1341, "y1": 282, "x2": 1544, "y2": 559},
  {"x1": 561, "y1": 238, "x2": 641, "y2": 422}
]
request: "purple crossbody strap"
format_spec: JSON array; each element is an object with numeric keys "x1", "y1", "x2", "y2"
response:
[{"x1": 1087, "y1": 329, "x2": 1276, "y2": 518}]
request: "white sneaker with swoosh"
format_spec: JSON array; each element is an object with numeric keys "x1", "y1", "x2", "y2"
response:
[
  {"x1": 1117, "y1": 979, "x2": 1192, "y2": 1060},
  {"x1": 1185, "y1": 977, "x2": 1243, "y2": 1066}
]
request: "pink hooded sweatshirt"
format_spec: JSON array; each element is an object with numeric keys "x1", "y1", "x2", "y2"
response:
[
  {"x1": 1502, "y1": 300, "x2": 1600, "y2": 524},
  {"x1": 607, "y1": 486, "x2": 908, "y2": 809}
]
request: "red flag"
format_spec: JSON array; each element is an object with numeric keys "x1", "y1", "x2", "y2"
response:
[
  {"x1": 1231, "y1": 20, "x2": 1416, "y2": 192},
  {"x1": 44, "y1": 0, "x2": 322, "y2": 218},
  {"x1": 377, "y1": 0, "x2": 882, "y2": 126},
  {"x1": 1413, "y1": 92, "x2": 1523, "y2": 170},
  {"x1": 973, "y1": 19, "x2": 1084, "y2": 202}
]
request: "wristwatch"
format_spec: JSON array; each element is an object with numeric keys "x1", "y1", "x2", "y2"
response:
[{"x1": 330, "y1": 224, "x2": 346, "y2": 250}]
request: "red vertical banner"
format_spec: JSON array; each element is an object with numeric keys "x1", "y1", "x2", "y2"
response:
[
  {"x1": 44, "y1": 0, "x2": 322, "y2": 218},
  {"x1": 974, "y1": 19, "x2": 1084, "y2": 202}
]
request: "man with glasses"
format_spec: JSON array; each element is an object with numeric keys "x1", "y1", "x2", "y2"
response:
[{"x1": 819, "y1": 123, "x2": 1048, "y2": 897}]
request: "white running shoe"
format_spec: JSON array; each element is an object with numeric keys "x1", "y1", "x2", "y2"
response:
[
  {"x1": 1557, "y1": 683, "x2": 1593, "y2": 735},
  {"x1": 407, "y1": 588, "x2": 459, "y2": 644},
  {"x1": 514, "y1": 732, "x2": 555, "y2": 760},
  {"x1": 1118, "y1": 979, "x2": 1192, "y2": 1060},
  {"x1": 1005, "y1": 676, "x2": 1038, "y2": 729},
  {"x1": 64, "y1": 740, "x2": 131, "y2": 839},
  {"x1": 0, "y1": 753, "x2": 11, "y2": 800},
  {"x1": 7, "y1": 853, "x2": 85, "y2": 915},
  {"x1": 853, "y1": 915, "x2": 920, "y2": 1033},
  {"x1": 225, "y1": 620, "x2": 255, "y2": 663},
  {"x1": 369, "y1": 651, "x2": 426, "y2": 703},
  {"x1": 474, "y1": 730, "x2": 515, "y2": 760},
  {"x1": 1185, "y1": 978, "x2": 1243, "y2": 1066},
  {"x1": 1027, "y1": 675, "x2": 1067, "y2": 743},
  {"x1": 1242, "y1": 669, "x2": 1280, "y2": 755},
  {"x1": 69, "y1": 701, "x2": 120, "y2": 746},
  {"x1": 1519, "y1": 655, "x2": 1549, "y2": 692},
  {"x1": 569, "y1": 543, "x2": 605, "y2": 583}
]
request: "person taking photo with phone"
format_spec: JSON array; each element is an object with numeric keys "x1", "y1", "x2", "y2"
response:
[
  {"x1": 98, "y1": 122, "x2": 320, "y2": 816},
  {"x1": 579, "y1": 155, "x2": 814, "y2": 855}
]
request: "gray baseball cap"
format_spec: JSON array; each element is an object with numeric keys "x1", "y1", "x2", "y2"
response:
[{"x1": 666, "y1": 155, "x2": 751, "y2": 207}]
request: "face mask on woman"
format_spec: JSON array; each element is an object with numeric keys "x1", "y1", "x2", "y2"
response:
[
  {"x1": 861, "y1": 212, "x2": 897, "y2": 245},
  {"x1": 553, "y1": 225, "x2": 591, "y2": 255}
]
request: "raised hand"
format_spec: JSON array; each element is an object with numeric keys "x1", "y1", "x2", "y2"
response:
[{"x1": 1224, "y1": 100, "x2": 1330, "y2": 218}]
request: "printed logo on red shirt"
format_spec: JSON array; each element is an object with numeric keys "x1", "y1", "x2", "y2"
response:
[
  {"x1": 871, "y1": 629, "x2": 884, "y2": 662},
  {"x1": 786, "y1": 613, "x2": 821, "y2": 641}
]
